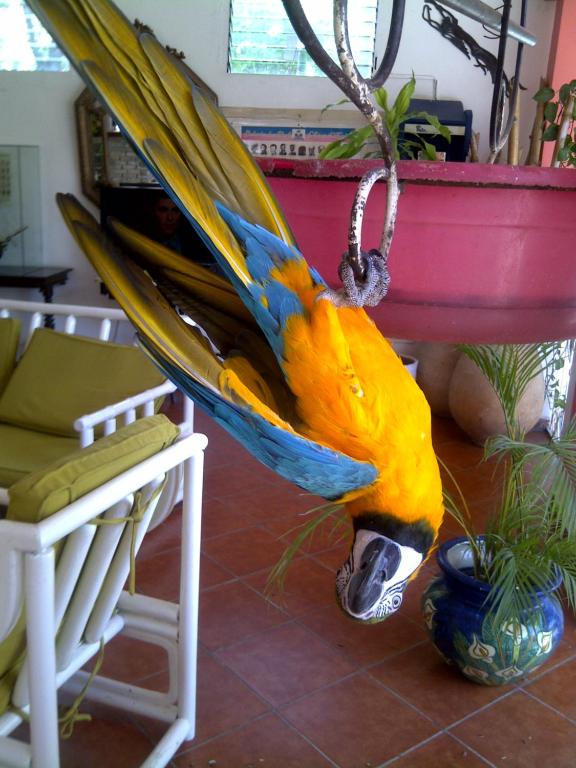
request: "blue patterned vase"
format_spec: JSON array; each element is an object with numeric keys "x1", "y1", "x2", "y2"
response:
[{"x1": 421, "y1": 538, "x2": 564, "y2": 685}]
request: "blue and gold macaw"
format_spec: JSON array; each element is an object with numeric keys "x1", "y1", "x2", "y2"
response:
[{"x1": 28, "y1": 0, "x2": 444, "y2": 622}]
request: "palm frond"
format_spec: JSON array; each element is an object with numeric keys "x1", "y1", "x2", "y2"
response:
[
  {"x1": 266, "y1": 502, "x2": 345, "y2": 596},
  {"x1": 459, "y1": 343, "x2": 555, "y2": 439},
  {"x1": 446, "y1": 342, "x2": 576, "y2": 628},
  {"x1": 485, "y1": 536, "x2": 560, "y2": 630}
]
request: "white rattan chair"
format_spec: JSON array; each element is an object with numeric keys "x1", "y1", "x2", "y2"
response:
[
  {"x1": 0, "y1": 420, "x2": 207, "y2": 768},
  {"x1": 0, "y1": 299, "x2": 194, "y2": 507}
]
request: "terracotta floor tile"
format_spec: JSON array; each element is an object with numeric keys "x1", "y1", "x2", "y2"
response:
[
  {"x1": 311, "y1": 542, "x2": 351, "y2": 572},
  {"x1": 138, "y1": 503, "x2": 183, "y2": 561},
  {"x1": 398, "y1": 562, "x2": 441, "y2": 624},
  {"x1": 85, "y1": 633, "x2": 169, "y2": 687},
  {"x1": 431, "y1": 416, "x2": 470, "y2": 446},
  {"x1": 133, "y1": 548, "x2": 182, "y2": 601},
  {"x1": 134, "y1": 550, "x2": 231, "y2": 600},
  {"x1": 526, "y1": 657, "x2": 576, "y2": 720},
  {"x1": 264, "y1": 509, "x2": 352, "y2": 554},
  {"x1": 174, "y1": 713, "x2": 334, "y2": 767},
  {"x1": 216, "y1": 622, "x2": 355, "y2": 706},
  {"x1": 300, "y1": 602, "x2": 426, "y2": 668},
  {"x1": 434, "y1": 438, "x2": 484, "y2": 470},
  {"x1": 202, "y1": 525, "x2": 287, "y2": 576},
  {"x1": 247, "y1": 485, "x2": 324, "y2": 522},
  {"x1": 245, "y1": 555, "x2": 336, "y2": 617},
  {"x1": 137, "y1": 652, "x2": 269, "y2": 749},
  {"x1": 204, "y1": 462, "x2": 272, "y2": 497},
  {"x1": 450, "y1": 690, "x2": 576, "y2": 767},
  {"x1": 32, "y1": 405, "x2": 570, "y2": 764},
  {"x1": 370, "y1": 643, "x2": 508, "y2": 727},
  {"x1": 57, "y1": 714, "x2": 156, "y2": 768},
  {"x1": 136, "y1": 549, "x2": 236, "y2": 602},
  {"x1": 282, "y1": 672, "x2": 438, "y2": 768},
  {"x1": 194, "y1": 654, "x2": 270, "y2": 742},
  {"x1": 199, "y1": 553, "x2": 235, "y2": 590},
  {"x1": 199, "y1": 580, "x2": 288, "y2": 651},
  {"x1": 386, "y1": 733, "x2": 493, "y2": 767},
  {"x1": 201, "y1": 495, "x2": 258, "y2": 539}
]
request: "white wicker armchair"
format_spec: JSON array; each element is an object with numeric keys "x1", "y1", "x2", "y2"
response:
[
  {"x1": 0, "y1": 299, "x2": 193, "y2": 507},
  {"x1": 0, "y1": 417, "x2": 207, "y2": 768}
]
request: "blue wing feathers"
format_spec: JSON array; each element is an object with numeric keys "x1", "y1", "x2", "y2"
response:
[{"x1": 142, "y1": 340, "x2": 378, "y2": 500}]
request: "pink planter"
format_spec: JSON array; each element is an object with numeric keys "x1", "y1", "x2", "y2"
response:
[{"x1": 260, "y1": 159, "x2": 576, "y2": 343}]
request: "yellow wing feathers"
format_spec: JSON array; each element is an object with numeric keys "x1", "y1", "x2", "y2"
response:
[{"x1": 29, "y1": 0, "x2": 293, "y2": 246}]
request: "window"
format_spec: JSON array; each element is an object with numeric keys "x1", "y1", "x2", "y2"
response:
[
  {"x1": 0, "y1": 0, "x2": 69, "y2": 72},
  {"x1": 228, "y1": 0, "x2": 378, "y2": 77}
]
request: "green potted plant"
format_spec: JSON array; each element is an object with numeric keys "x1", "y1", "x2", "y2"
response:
[
  {"x1": 534, "y1": 80, "x2": 576, "y2": 167},
  {"x1": 320, "y1": 75, "x2": 451, "y2": 161},
  {"x1": 422, "y1": 341, "x2": 576, "y2": 685}
]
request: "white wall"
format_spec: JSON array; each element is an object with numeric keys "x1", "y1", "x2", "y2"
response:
[{"x1": 0, "y1": 0, "x2": 555, "y2": 305}]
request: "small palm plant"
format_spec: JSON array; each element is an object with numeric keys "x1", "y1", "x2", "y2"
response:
[
  {"x1": 444, "y1": 342, "x2": 576, "y2": 630},
  {"x1": 320, "y1": 75, "x2": 451, "y2": 161}
]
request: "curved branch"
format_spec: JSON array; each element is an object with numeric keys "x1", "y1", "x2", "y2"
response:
[
  {"x1": 367, "y1": 0, "x2": 405, "y2": 90},
  {"x1": 348, "y1": 166, "x2": 389, "y2": 273},
  {"x1": 333, "y1": 1, "x2": 361, "y2": 84},
  {"x1": 282, "y1": 0, "x2": 350, "y2": 95},
  {"x1": 489, "y1": 0, "x2": 526, "y2": 160},
  {"x1": 283, "y1": 0, "x2": 395, "y2": 171},
  {"x1": 282, "y1": 0, "x2": 402, "y2": 291}
]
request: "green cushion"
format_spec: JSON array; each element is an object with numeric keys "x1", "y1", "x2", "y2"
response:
[
  {"x1": 0, "y1": 328, "x2": 166, "y2": 438},
  {"x1": 7, "y1": 414, "x2": 180, "y2": 523},
  {"x1": 0, "y1": 318, "x2": 21, "y2": 396},
  {"x1": 0, "y1": 414, "x2": 180, "y2": 713},
  {"x1": 0, "y1": 424, "x2": 78, "y2": 488}
]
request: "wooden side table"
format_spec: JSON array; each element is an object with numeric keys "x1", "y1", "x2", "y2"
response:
[{"x1": 0, "y1": 266, "x2": 73, "y2": 326}]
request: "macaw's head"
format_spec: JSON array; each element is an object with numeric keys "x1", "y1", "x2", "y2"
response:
[{"x1": 336, "y1": 512, "x2": 436, "y2": 623}]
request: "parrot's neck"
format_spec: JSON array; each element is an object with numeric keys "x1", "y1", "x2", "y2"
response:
[
  {"x1": 348, "y1": 510, "x2": 436, "y2": 557},
  {"x1": 344, "y1": 476, "x2": 443, "y2": 564}
]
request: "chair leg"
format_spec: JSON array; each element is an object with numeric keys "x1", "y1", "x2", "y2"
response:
[
  {"x1": 24, "y1": 549, "x2": 60, "y2": 768},
  {"x1": 176, "y1": 453, "x2": 204, "y2": 738}
]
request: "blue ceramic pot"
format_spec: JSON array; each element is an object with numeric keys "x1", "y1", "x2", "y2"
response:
[{"x1": 421, "y1": 537, "x2": 564, "y2": 685}]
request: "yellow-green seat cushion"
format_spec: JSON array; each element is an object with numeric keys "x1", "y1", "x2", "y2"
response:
[
  {"x1": 0, "y1": 415, "x2": 180, "y2": 713},
  {"x1": 0, "y1": 318, "x2": 21, "y2": 396},
  {"x1": 0, "y1": 424, "x2": 78, "y2": 488},
  {"x1": 7, "y1": 414, "x2": 180, "y2": 523},
  {"x1": 0, "y1": 328, "x2": 166, "y2": 438}
]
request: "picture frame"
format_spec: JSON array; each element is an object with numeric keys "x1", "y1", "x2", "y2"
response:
[{"x1": 222, "y1": 107, "x2": 366, "y2": 160}]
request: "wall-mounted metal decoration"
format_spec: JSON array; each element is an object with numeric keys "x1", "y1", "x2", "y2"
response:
[{"x1": 422, "y1": 1, "x2": 506, "y2": 88}]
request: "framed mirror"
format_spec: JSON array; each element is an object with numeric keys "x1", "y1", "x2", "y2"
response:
[
  {"x1": 74, "y1": 28, "x2": 218, "y2": 207},
  {"x1": 74, "y1": 89, "x2": 109, "y2": 206}
]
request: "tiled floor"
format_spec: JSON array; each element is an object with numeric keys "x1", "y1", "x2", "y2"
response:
[{"x1": 41, "y1": 399, "x2": 576, "y2": 766}]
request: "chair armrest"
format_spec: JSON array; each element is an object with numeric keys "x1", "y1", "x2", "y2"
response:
[
  {"x1": 0, "y1": 430, "x2": 207, "y2": 641},
  {"x1": 73, "y1": 380, "x2": 177, "y2": 447}
]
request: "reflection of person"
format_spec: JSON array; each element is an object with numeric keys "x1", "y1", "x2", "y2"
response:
[
  {"x1": 146, "y1": 192, "x2": 219, "y2": 272},
  {"x1": 151, "y1": 196, "x2": 182, "y2": 251}
]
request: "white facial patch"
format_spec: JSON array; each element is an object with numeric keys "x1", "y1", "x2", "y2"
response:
[{"x1": 336, "y1": 530, "x2": 423, "y2": 622}]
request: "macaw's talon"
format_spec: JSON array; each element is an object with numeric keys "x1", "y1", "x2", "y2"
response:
[
  {"x1": 339, "y1": 249, "x2": 391, "y2": 308},
  {"x1": 336, "y1": 529, "x2": 423, "y2": 622}
]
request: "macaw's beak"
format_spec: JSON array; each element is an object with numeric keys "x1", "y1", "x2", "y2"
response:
[{"x1": 336, "y1": 529, "x2": 423, "y2": 623}]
